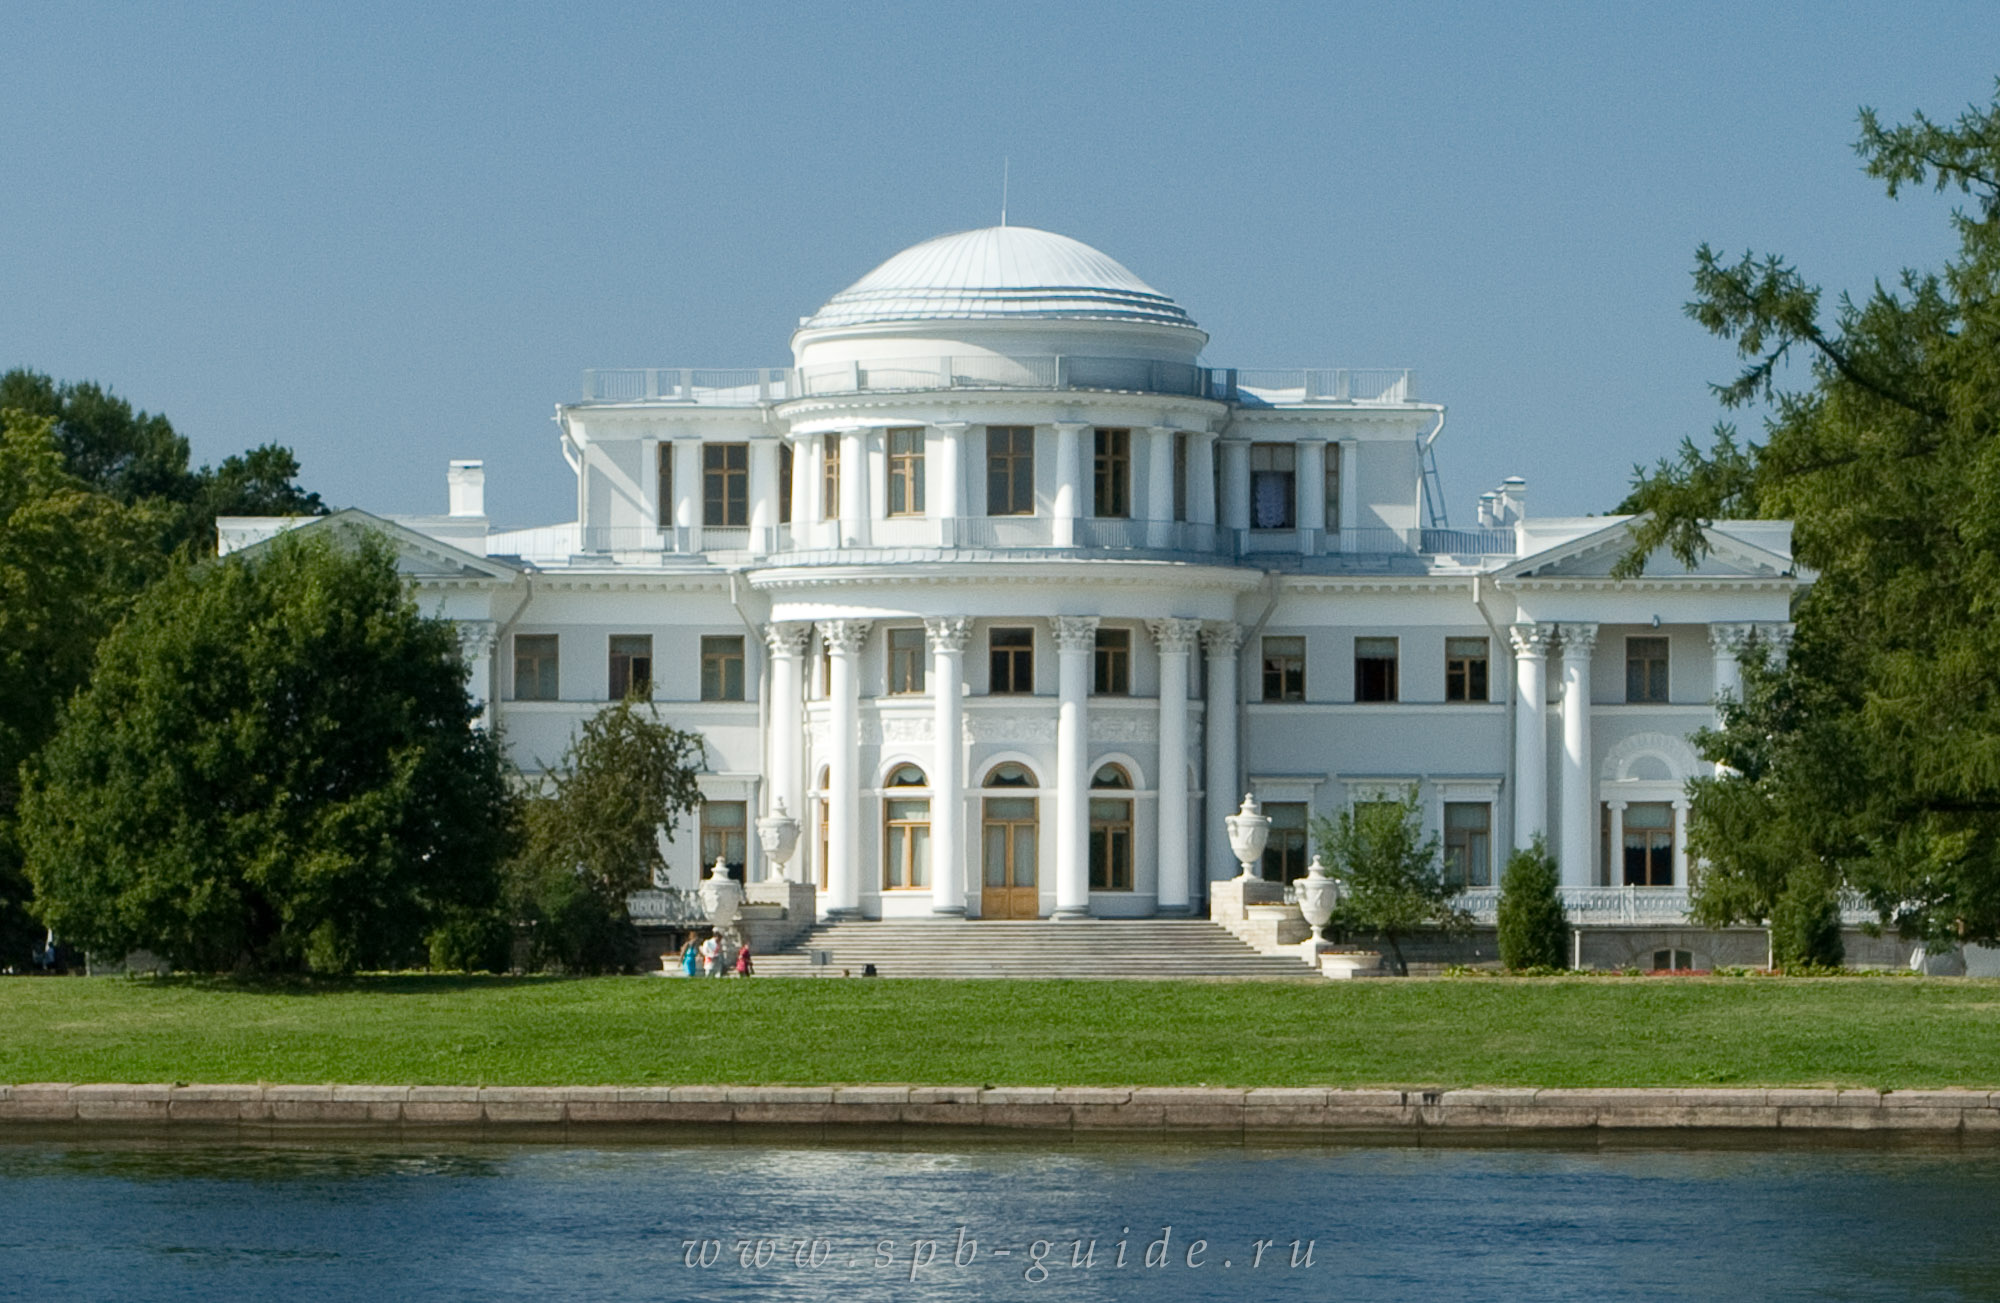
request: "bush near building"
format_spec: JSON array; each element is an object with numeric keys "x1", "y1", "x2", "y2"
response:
[{"x1": 1496, "y1": 835, "x2": 1569, "y2": 971}]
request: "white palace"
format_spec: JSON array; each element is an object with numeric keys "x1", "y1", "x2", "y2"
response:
[{"x1": 223, "y1": 225, "x2": 1805, "y2": 953}]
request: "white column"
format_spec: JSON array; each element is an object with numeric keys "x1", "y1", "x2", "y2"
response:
[
  {"x1": 1202, "y1": 621, "x2": 1243, "y2": 893},
  {"x1": 1606, "y1": 799, "x2": 1626, "y2": 889},
  {"x1": 749, "y1": 438, "x2": 780, "y2": 555},
  {"x1": 1220, "y1": 439, "x2": 1250, "y2": 534},
  {"x1": 1672, "y1": 797, "x2": 1690, "y2": 887},
  {"x1": 1338, "y1": 440, "x2": 1359, "y2": 542},
  {"x1": 1296, "y1": 438, "x2": 1327, "y2": 554},
  {"x1": 822, "y1": 619, "x2": 871, "y2": 916},
  {"x1": 924, "y1": 616, "x2": 971, "y2": 915},
  {"x1": 838, "y1": 428, "x2": 868, "y2": 547},
  {"x1": 1052, "y1": 615, "x2": 1099, "y2": 919},
  {"x1": 1145, "y1": 425, "x2": 1176, "y2": 547},
  {"x1": 788, "y1": 436, "x2": 812, "y2": 539},
  {"x1": 1052, "y1": 422, "x2": 1087, "y2": 547},
  {"x1": 1559, "y1": 623, "x2": 1598, "y2": 888},
  {"x1": 1188, "y1": 432, "x2": 1217, "y2": 528},
  {"x1": 675, "y1": 440, "x2": 702, "y2": 551},
  {"x1": 1149, "y1": 618, "x2": 1201, "y2": 914},
  {"x1": 930, "y1": 422, "x2": 964, "y2": 546},
  {"x1": 1710, "y1": 623, "x2": 1751, "y2": 709},
  {"x1": 1509, "y1": 623, "x2": 1553, "y2": 849},
  {"x1": 763, "y1": 622, "x2": 810, "y2": 879},
  {"x1": 454, "y1": 620, "x2": 498, "y2": 730}
]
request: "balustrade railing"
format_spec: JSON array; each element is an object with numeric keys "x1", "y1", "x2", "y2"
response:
[{"x1": 626, "y1": 888, "x2": 708, "y2": 925}]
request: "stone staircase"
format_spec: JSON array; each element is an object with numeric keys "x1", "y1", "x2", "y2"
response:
[{"x1": 752, "y1": 918, "x2": 1321, "y2": 980}]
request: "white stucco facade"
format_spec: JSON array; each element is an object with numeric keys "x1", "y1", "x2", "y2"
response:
[{"x1": 221, "y1": 225, "x2": 1804, "y2": 929}]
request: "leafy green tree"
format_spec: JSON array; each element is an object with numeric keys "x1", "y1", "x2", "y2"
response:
[
  {"x1": 0, "y1": 369, "x2": 323, "y2": 554},
  {"x1": 1313, "y1": 789, "x2": 1470, "y2": 976},
  {"x1": 18, "y1": 529, "x2": 513, "y2": 973},
  {"x1": 1769, "y1": 864, "x2": 1845, "y2": 970},
  {"x1": 1495, "y1": 834, "x2": 1568, "y2": 971},
  {"x1": 0, "y1": 411, "x2": 170, "y2": 966},
  {"x1": 1621, "y1": 86, "x2": 2000, "y2": 948},
  {"x1": 508, "y1": 699, "x2": 705, "y2": 973}
]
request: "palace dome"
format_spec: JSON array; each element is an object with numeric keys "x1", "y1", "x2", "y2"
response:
[{"x1": 799, "y1": 226, "x2": 1200, "y2": 332}]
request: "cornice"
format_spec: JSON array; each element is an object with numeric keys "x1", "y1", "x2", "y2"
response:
[
  {"x1": 773, "y1": 390, "x2": 1230, "y2": 423},
  {"x1": 749, "y1": 560, "x2": 1265, "y2": 594},
  {"x1": 1491, "y1": 576, "x2": 1801, "y2": 593}
]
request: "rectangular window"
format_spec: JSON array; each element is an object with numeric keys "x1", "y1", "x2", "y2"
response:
[
  {"x1": 700, "y1": 635, "x2": 745, "y2": 702},
  {"x1": 608, "y1": 634, "x2": 652, "y2": 701},
  {"x1": 1261, "y1": 802, "x2": 1310, "y2": 882},
  {"x1": 1211, "y1": 439, "x2": 1223, "y2": 526},
  {"x1": 821, "y1": 433, "x2": 841, "y2": 519},
  {"x1": 1262, "y1": 636, "x2": 1306, "y2": 703},
  {"x1": 1088, "y1": 798, "x2": 1134, "y2": 890},
  {"x1": 700, "y1": 800, "x2": 747, "y2": 882},
  {"x1": 778, "y1": 443, "x2": 793, "y2": 525},
  {"x1": 1444, "y1": 802, "x2": 1492, "y2": 887},
  {"x1": 1325, "y1": 447, "x2": 1342, "y2": 532},
  {"x1": 1173, "y1": 432, "x2": 1189, "y2": 523},
  {"x1": 989, "y1": 627, "x2": 1033, "y2": 694},
  {"x1": 1355, "y1": 637, "x2": 1399, "y2": 702},
  {"x1": 887, "y1": 427, "x2": 925, "y2": 516},
  {"x1": 1249, "y1": 443, "x2": 1297, "y2": 529},
  {"x1": 986, "y1": 426, "x2": 1034, "y2": 516},
  {"x1": 513, "y1": 634, "x2": 558, "y2": 701},
  {"x1": 1627, "y1": 636, "x2": 1670, "y2": 703},
  {"x1": 1093, "y1": 628, "x2": 1130, "y2": 695},
  {"x1": 703, "y1": 443, "x2": 748, "y2": 527},
  {"x1": 657, "y1": 443, "x2": 674, "y2": 529},
  {"x1": 1092, "y1": 428, "x2": 1130, "y2": 518},
  {"x1": 887, "y1": 627, "x2": 926, "y2": 695},
  {"x1": 884, "y1": 799, "x2": 931, "y2": 889},
  {"x1": 1445, "y1": 637, "x2": 1490, "y2": 703},
  {"x1": 1623, "y1": 802, "x2": 1675, "y2": 886}
]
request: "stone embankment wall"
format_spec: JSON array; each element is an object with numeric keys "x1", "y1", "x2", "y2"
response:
[{"x1": 2, "y1": 1084, "x2": 1997, "y2": 1139}]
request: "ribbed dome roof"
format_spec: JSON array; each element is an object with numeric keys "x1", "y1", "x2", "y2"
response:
[{"x1": 801, "y1": 226, "x2": 1198, "y2": 332}]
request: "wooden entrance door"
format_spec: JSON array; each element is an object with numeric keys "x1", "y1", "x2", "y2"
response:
[{"x1": 981, "y1": 797, "x2": 1039, "y2": 918}]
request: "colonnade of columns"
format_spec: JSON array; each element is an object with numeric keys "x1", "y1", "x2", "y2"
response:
[
  {"x1": 754, "y1": 615, "x2": 1234, "y2": 919},
  {"x1": 1510, "y1": 619, "x2": 1795, "y2": 887}
]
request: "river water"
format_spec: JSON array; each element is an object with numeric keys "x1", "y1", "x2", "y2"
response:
[{"x1": 1, "y1": 1138, "x2": 1993, "y2": 1300}]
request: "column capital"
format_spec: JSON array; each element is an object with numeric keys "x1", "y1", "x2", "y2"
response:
[
  {"x1": 1201, "y1": 620, "x2": 1243, "y2": 658},
  {"x1": 819, "y1": 619, "x2": 872, "y2": 655},
  {"x1": 1758, "y1": 621, "x2": 1795, "y2": 663},
  {"x1": 922, "y1": 616, "x2": 973, "y2": 654},
  {"x1": 1709, "y1": 622, "x2": 1757, "y2": 655},
  {"x1": 929, "y1": 420, "x2": 969, "y2": 433},
  {"x1": 1147, "y1": 617, "x2": 1203, "y2": 654},
  {"x1": 1051, "y1": 614, "x2": 1101, "y2": 654},
  {"x1": 1144, "y1": 424, "x2": 1180, "y2": 438},
  {"x1": 1508, "y1": 622, "x2": 1554, "y2": 658},
  {"x1": 763, "y1": 621, "x2": 811, "y2": 658},
  {"x1": 1052, "y1": 419, "x2": 1092, "y2": 434},
  {"x1": 454, "y1": 619, "x2": 498, "y2": 657},
  {"x1": 1559, "y1": 622, "x2": 1599, "y2": 656}
]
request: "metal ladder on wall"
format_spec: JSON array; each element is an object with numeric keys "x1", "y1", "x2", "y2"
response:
[{"x1": 1420, "y1": 439, "x2": 1449, "y2": 528}]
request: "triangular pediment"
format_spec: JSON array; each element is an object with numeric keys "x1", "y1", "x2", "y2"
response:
[
  {"x1": 225, "y1": 509, "x2": 522, "y2": 582},
  {"x1": 1497, "y1": 515, "x2": 1796, "y2": 582}
]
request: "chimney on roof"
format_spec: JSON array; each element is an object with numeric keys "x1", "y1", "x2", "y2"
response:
[
  {"x1": 1491, "y1": 477, "x2": 1527, "y2": 527},
  {"x1": 448, "y1": 460, "x2": 485, "y2": 517}
]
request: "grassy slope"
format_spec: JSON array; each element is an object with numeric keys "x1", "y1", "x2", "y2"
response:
[{"x1": 2, "y1": 976, "x2": 1996, "y2": 1090}]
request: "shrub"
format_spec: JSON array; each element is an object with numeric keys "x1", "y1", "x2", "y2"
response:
[{"x1": 1496, "y1": 834, "x2": 1568, "y2": 971}]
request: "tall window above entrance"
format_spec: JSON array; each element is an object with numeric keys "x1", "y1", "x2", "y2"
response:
[
  {"x1": 1094, "y1": 628, "x2": 1130, "y2": 695},
  {"x1": 821, "y1": 434, "x2": 841, "y2": 519},
  {"x1": 986, "y1": 426, "x2": 1034, "y2": 516},
  {"x1": 703, "y1": 443, "x2": 748, "y2": 527},
  {"x1": 1621, "y1": 802, "x2": 1674, "y2": 886},
  {"x1": 887, "y1": 428, "x2": 925, "y2": 516},
  {"x1": 887, "y1": 628, "x2": 926, "y2": 695},
  {"x1": 1093, "y1": 428, "x2": 1130, "y2": 517},
  {"x1": 1249, "y1": 443, "x2": 1296, "y2": 529},
  {"x1": 989, "y1": 627, "x2": 1033, "y2": 694},
  {"x1": 1626, "y1": 636, "x2": 1669, "y2": 703}
]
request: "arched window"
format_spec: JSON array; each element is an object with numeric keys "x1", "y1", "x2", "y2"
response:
[
  {"x1": 981, "y1": 766, "x2": 1039, "y2": 919},
  {"x1": 883, "y1": 765, "x2": 930, "y2": 889},
  {"x1": 1089, "y1": 765, "x2": 1133, "y2": 891},
  {"x1": 985, "y1": 763, "x2": 1034, "y2": 788}
]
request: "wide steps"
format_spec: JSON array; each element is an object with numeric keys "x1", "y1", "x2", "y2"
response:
[{"x1": 751, "y1": 920, "x2": 1317, "y2": 980}]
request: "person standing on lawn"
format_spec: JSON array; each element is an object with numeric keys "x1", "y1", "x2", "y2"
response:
[
  {"x1": 680, "y1": 936, "x2": 699, "y2": 978},
  {"x1": 734, "y1": 940, "x2": 753, "y2": 977}
]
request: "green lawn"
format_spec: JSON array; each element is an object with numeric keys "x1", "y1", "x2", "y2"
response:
[{"x1": 3, "y1": 975, "x2": 1997, "y2": 1090}]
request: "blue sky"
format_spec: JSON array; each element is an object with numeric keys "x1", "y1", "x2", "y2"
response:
[{"x1": 4, "y1": 2, "x2": 1995, "y2": 527}]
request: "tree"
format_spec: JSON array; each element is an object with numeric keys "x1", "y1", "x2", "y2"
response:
[
  {"x1": 0, "y1": 369, "x2": 324, "y2": 555},
  {"x1": 18, "y1": 529, "x2": 514, "y2": 974},
  {"x1": 0, "y1": 411, "x2": 171, "y2": 967},
  {"x1": 1620, "y1": 85, "x2": 2000, "y2": 948},
  {"x1": 508, "y1": 698, "x2": 705, "y2": 973},
  {"x1": 1313, "y1": 789, "x2": 1471, "y2": 976},
  {"x1": 1495, "y1": 835, "x2": 1568, "y2": 971}
]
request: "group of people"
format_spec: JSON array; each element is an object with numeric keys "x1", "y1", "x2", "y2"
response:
[{"x1": 678, "y1": 932, "x2": 752, "y2": 978}]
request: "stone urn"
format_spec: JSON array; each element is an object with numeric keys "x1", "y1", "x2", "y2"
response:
[
  {"x1": 755, "y1": 799, "x2": 801, "y2": 882},
  {"x1": 699, "y1": 855, "x2": 743, "y2": 930},
  {"x1": 1294, "y1": 854, "x2": 1343, "y2": 943},
  {"x1": 1225, "y1": 793, "x2": 1271, "y2": 881}
]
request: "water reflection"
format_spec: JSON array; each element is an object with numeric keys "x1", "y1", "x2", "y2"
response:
[{"x1": 0, "y1": 1140, "x2": 1994, "y2": 1300}]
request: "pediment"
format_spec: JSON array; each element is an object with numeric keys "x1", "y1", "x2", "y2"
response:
[
  {"x1": 1499, "y1": 515, "x2": 1795, "y2": 583},
  {"x1": 228, "y1": 509, "x2": 521, "y2": 583}
]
